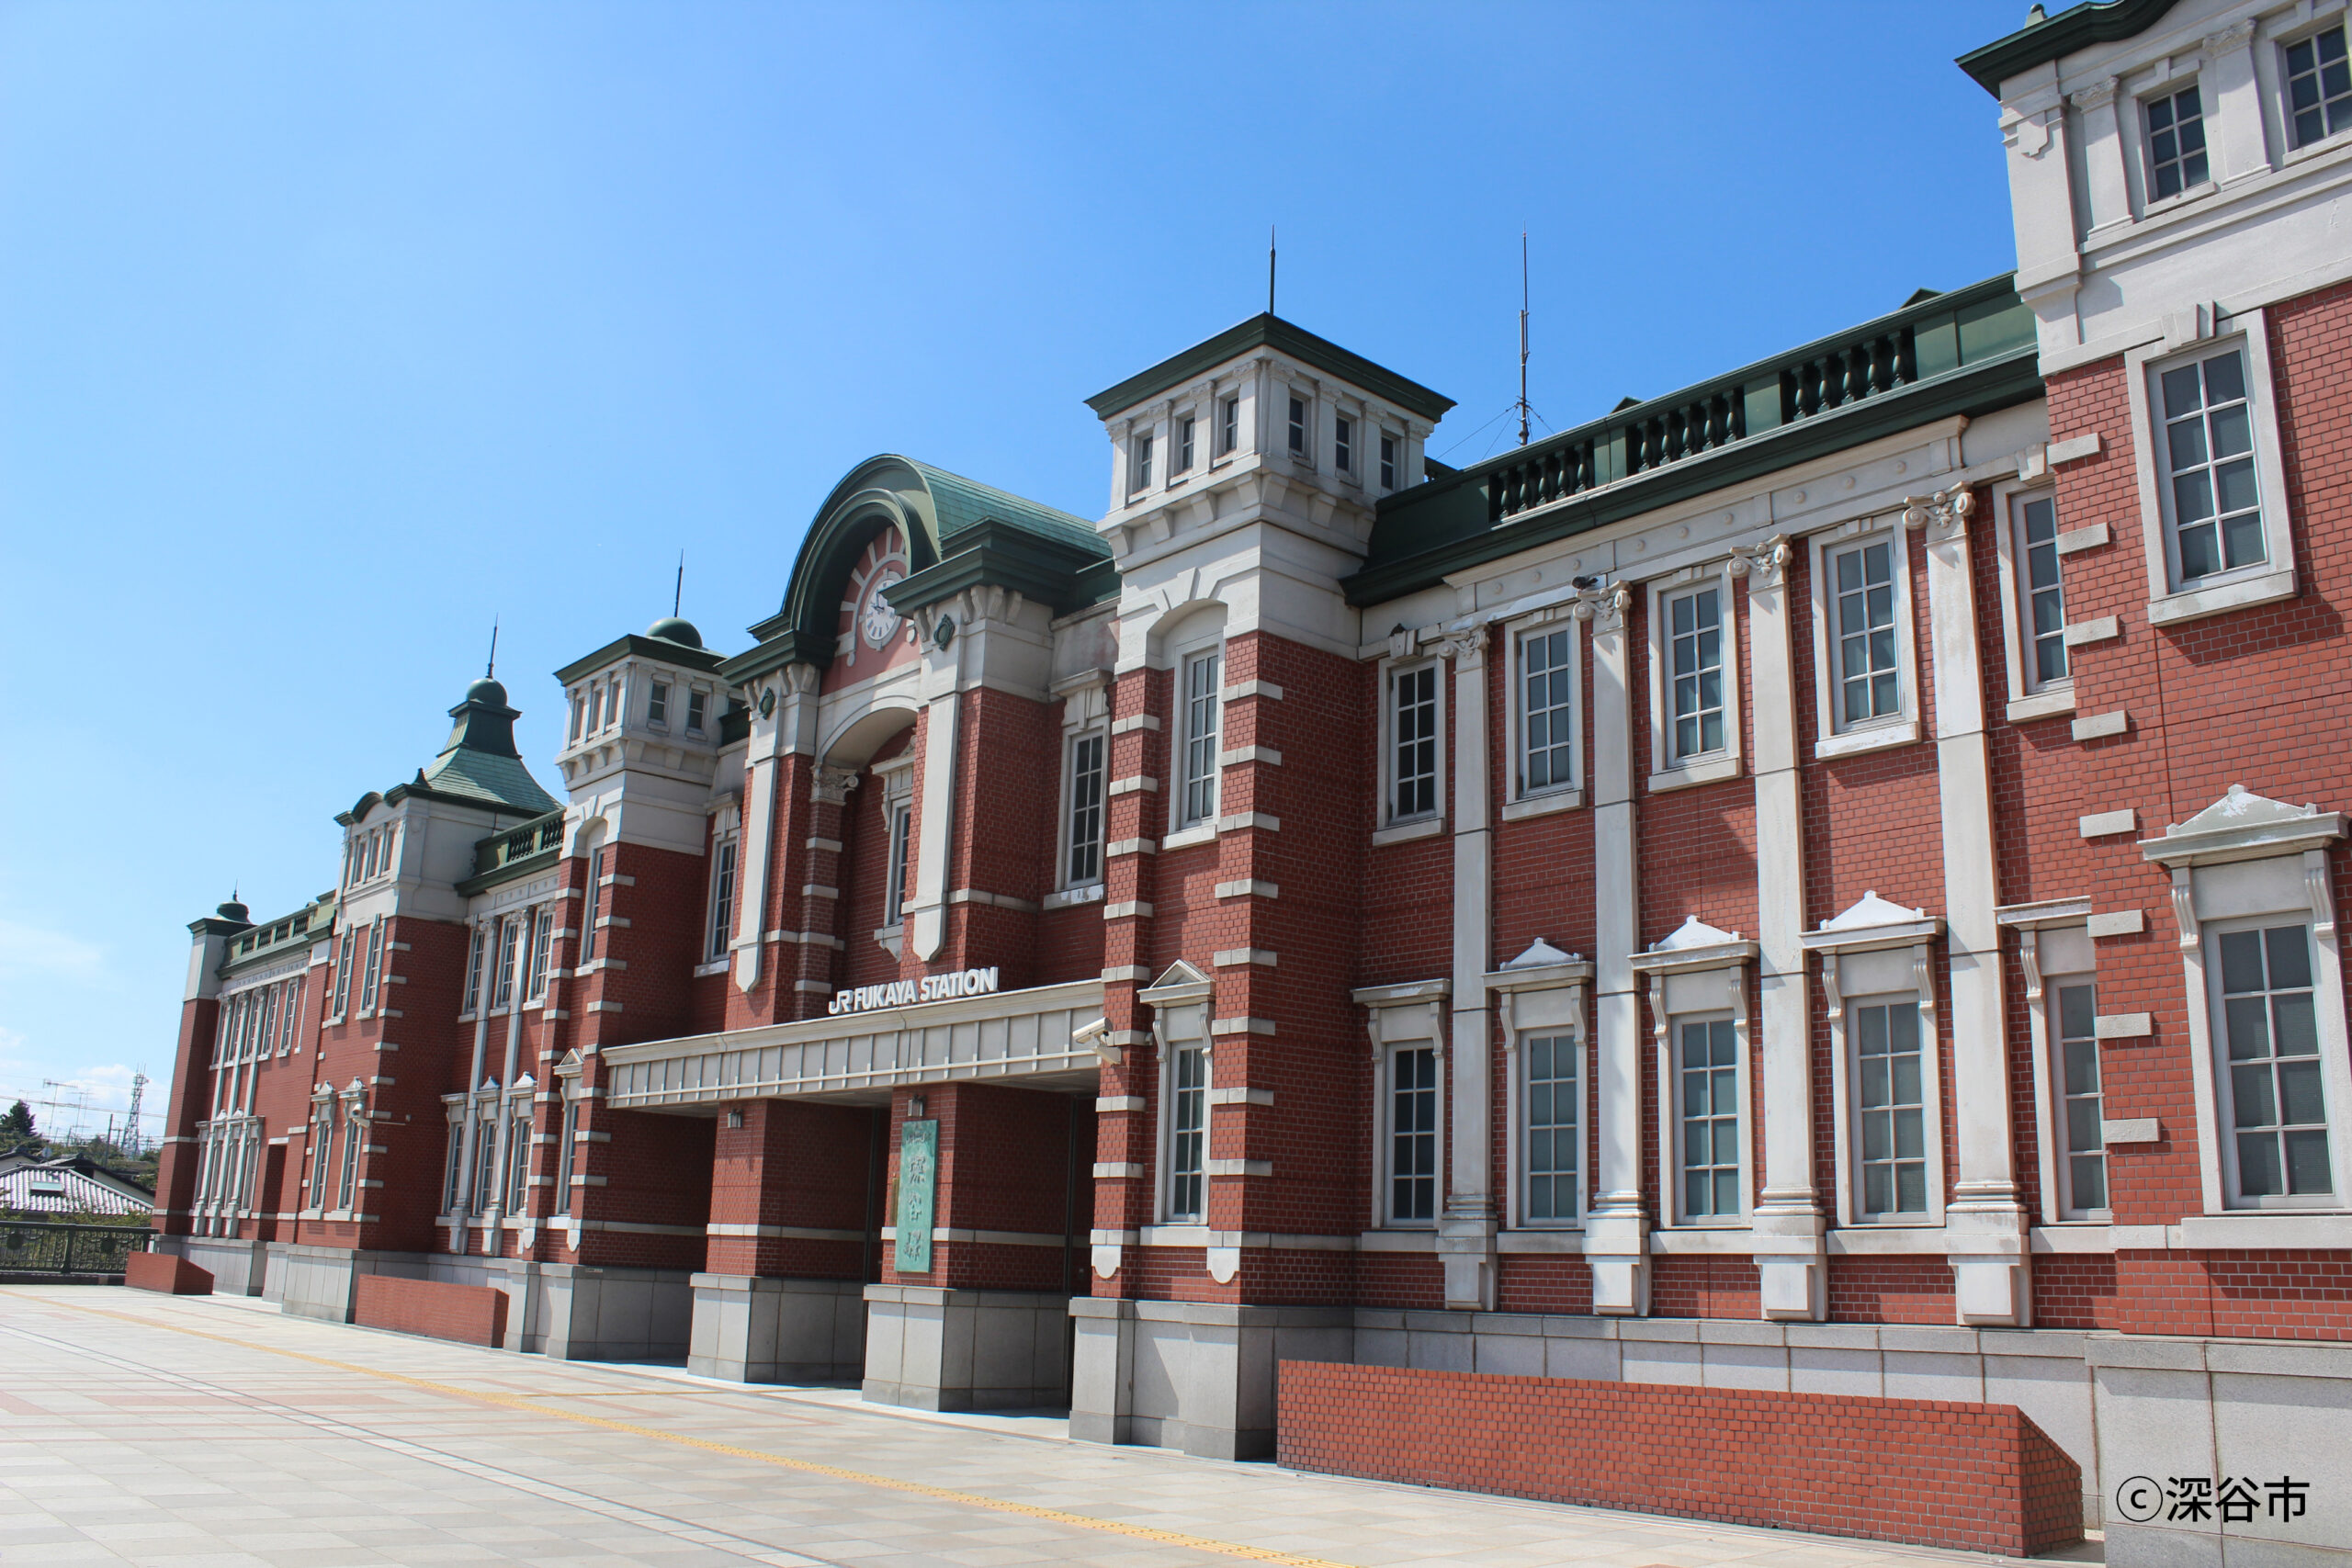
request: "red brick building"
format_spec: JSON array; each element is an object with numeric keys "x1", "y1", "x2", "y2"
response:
[{"x1": 157, "y1": 3, "x2": 2352, "y2": 1559}]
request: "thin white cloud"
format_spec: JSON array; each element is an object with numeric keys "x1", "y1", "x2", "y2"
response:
[{"x1": 0, "y1": 919, "x2": 106, "y2": 985}]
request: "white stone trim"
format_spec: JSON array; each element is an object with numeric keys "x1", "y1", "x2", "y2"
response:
[
  {"x1": 1806, "y1": 513, "x2": 1923, "y2": 756},
  {"x1": 1500, "y1": 604, "x2": 1585, "y2": 809},
  {"x1": 2124, "y1": 311, "x2": 2300, "y2": 624},
  {"x1": 1633, "y1": 922, "x2": 1757, "y2": 1231},
  {"x1": 1354, "y1": 979, "x2": 1451, "y2": 1233},
  {"x1": 1990, "y1": 476, "x2": 2076, "y2": 728},
  {"x1": 1488, "y1": 953, "x2": 1594, "y2": 1234},
  {"x1": 1645, "y1": 561, "x2": 1744, "y2": 791},
  {"x1": 1804, "y1": 896, "x2": 1949, "y2": 1231}
]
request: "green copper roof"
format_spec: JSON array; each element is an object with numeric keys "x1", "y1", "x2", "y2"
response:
[
  {"x1": 1086, "y1": 313, "x2": 1454, "y2": 423},
  {"x1": 722, "y1": 455, "x2": 1112, "y2": 685},
  {"x1": 418, "y1": 745, "x2": 560, "y2": 817},
  {"x1": 1957, "y1": 0, "x2": 2177, "y2": 96},
  {"x1": 341, "y1": 678, "x2": 560, "y2": 822}
]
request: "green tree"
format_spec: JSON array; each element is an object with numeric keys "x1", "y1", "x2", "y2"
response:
[{"x1": 0, "y1": 1100, "x2": 35, "y2": 1143}]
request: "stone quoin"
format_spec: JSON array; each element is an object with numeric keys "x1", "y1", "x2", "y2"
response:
[{"x1": 153, "y1": 4, "x2": 2352, "y2": 1561}]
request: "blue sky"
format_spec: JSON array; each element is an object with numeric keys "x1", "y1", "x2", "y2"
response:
[{"x1": 0, "y1": 0, "x2": 2026, "y2": 1138}]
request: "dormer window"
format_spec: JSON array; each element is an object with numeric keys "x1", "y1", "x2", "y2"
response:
[
  {"x1": 2145, "y1": 83, "x2": 2208, "y2": 200},
  {"x1": 648, "y1": 682, "x2": 670, "y2": 728},
  {"x1": 1132, "y1": 429, "x2": 1154, "y2": 492},
  {"x1": 1175, "y1": 416, "x2": 1194, "y2": 477},
  {"x1": 1334, "y1": 415, "x2": 1353, "y2": 475},
  {"x1": 1287, "y1": 395, "x2": 1308, "y2": 458},
  {"x1": 685, "y1": 690, "x2": 707, "y2": 737}
]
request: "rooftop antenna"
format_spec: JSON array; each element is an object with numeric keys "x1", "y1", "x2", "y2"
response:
[
  {"x1": 485, "y1": 618, "x2": 499, "y2": 680},
  {"x1": 1517, "y1": 231, "x2": 1532, "y2": 447},
  {"x1": 1268, "y1": 226, "x2": 1277, "y2": 316},
  {"x1": 673, "y1": 550, "x2": 684, "y2": 617}
]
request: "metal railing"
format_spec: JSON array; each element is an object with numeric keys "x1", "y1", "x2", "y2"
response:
[{"x1": 0, "y1": 1220, "x2": 154, "y2": 1277}]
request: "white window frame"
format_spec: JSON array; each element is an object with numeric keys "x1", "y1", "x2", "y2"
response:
[
  {"x1": 461, "y1": 923, "x2": 486, "y2": 1019},
  {"x1": 1805, "y1": 909, "x2": 1948, "y2": 1230},
  {"x1": 526, "y1": 907, "x2": 554, "y2": 1001},
  {"x1": 1991, "y1": 477, "x2": 2077, "y2": 723},
  {"x1": 2140, "y1": 78, "x2": 2213, "y2": 206},
  {"x1": 1174, "y1": 412, "x2": 1196, "y2": 479},
  {"x1": 1808, "y1": 517, "x2": 1922, "y2": 759},
  {"x1": 1353, "y1": 982, "x2": 1450, "y2": 1233},
  {"x1": 2127, "y1": 318, "x2": 2298, "y2": 626},
  {"x1": 1130, "y1": 425, "x2": 1155, "y2": 494},
  {"x1": 553, "y1": 1088, "x2": 580, "y2": 1216},
  {"x1": 1285, "y1": 390, "x2": 1311, "y2": 463},
  {"x1": 706, "y1": 836, "x2": 740, "y2": 964},
  {"x1": 1142, "y1": 963, "x2": 1216, "y2": 1228},
  {"x1": 2145, "y1": 796, "x2": 2352, "y2": 1223},
  {"x1": 442, "y1": 1106, "x2": 467, "y2": 1217},
  {"x1": 1489, "y1": 957, "x2": 1591, "y2": 1232},
  {"x1": 1378, "y1": 428, "x2": 1400, "y2": 491},
  {"x1": 1170, "y1": 639, "x2": 1225, "y2": 834},
  {"x1": 648, "y1": 681, "x2": 670, "y2": 730},
  {"x1": 335, "y1": 1100, "x2": 364, "y2": 1213},
  {"x1": 1334, "y1": 412, "x2": 1354, "y2": 478},
  {"x1": 1646, "y1": 564, "x2": 1742, "y2": 790},
  {"x1": 2208, "y1": 915, "x2": 2340, "y2": 1209},
  {"x1": 2009, "y1": 910, "x2": 2109, "y2": 1225},
  {"x1": 873, "y1": 750, "x2": 918, "y2": 943},
  {"x1": 1643, "y1": 962, "x2": 1753, "y2": 1229},
  {"x1": 1381, "y1": 1038, "x2": 1442, "y2": 1228},
  {"x1": 1218, "y1": 394, "x2": 1240, "y2": 459},
  {"x1": 684, "y1": 686, "x2": 709, "y2": 738},
  {"x1": 2278, "y1": 18, "x2": 2352, "y2": 154},
  {"x1": 359, "y1": 920, "x2": 384, "y2": 1014},
  {"x1": 1503, "y1": 608, "x2": 1583, "y2": 818},
  {"x1": 1060, "y1": 728, "x2": 1107, "y2": 891},
  {"x1": 1375, "y1": 655, "x2": 1444, "y2": 835}
]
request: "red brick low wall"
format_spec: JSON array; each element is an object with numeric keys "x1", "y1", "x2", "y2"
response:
[
  {"x1": 126, "y1": 1252, "x2": 213, "y2": 1295},
  {"x1": 1277, "y1": 1361, "x2": 2081, "y2": 1557},
  {"x1": 354, "y1": 1275, "x2": 508, "y2": 1348}
]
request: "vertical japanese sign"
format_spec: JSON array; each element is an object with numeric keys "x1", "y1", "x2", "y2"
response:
[{"x1": 894, "y1": 1118, "x2": 937, "y2": 1274}]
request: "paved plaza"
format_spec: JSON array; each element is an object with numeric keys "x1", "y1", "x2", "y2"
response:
[{"x1": 0, "y1": 1286, "x2": 2098, "y2": 1568}]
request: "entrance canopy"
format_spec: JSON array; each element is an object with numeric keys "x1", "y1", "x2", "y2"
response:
[{"x1": 603, "y1": 978, "x2": 1105, "y2": 1110}]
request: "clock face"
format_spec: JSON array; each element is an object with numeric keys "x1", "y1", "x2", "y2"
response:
[{"x1": 860, "y1": 571, "x2": 903, "y2": 648}]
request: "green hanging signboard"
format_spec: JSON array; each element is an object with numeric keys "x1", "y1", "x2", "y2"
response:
[{"x1": 894, "y1": 1118, "x2": 937, "y2": 1274}]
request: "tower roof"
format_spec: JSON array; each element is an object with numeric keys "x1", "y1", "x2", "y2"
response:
[{"x1": 1085, "y1": 313, "x2": 1453, "y2": 423}]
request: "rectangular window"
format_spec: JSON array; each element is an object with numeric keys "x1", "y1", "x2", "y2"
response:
[
  {"x1": 685, "y1": 690, "x2": 707, "y2": 736},
  {"x1": 648, "y1": 682, "x2": 669, "y2": 728},
  {"x1": 1390, "y1": 664, "x2": 1439, "y2": 820},
  {"x1": 1176, "y1": 415, "x2": 1195, "y2": 475},
  {"x1": 1667, "y1": 586, "x2": 1726, "y2": 761},
  {"x1": 1831, "y1": 538, "x2": 1902, "y2": 728},
  {"x1": 554, "y1": 1098, "x2": 579, "y2": 1215},
  {"x1": 586, "y1": 683, "x2": 604, "y2": 733},
  {"x1": 1219, "y1": 395, "x2": 1238, "y2": 456},
  {"x1": 582, "y1": 848, "x2": 605, "y2": 961},
  {"x1": 1179, "y1": 649, "x2": 1222, "y2": 826},
  {"x1": 359, "y1": 922, "x2": 383, "y2": 1012},
  {"x1": 311, "y1": 1112, "x2": 334, "y2": 1206},
  {"x1": 336, "y1": 1111, "x2": 361, "y2": 1211},
  {"x1": 1389, "y1": 1047, "x2": 1439, "y2": 1223},
  {"x1": 256, "y1": 988, "x2": 277, "y2": 1060},
  {"x1": 2217, "y1": 923, "x2": 2333, "y2": 1203},
  {"x1": 443, "y1": 1122, "x2": 465, "y2": 1214},
  {"x1": 2016, "y1": 493, "x2": 2068, "y2": 689},
  {"x1": 1334, "y1": 414, "x2": 1352, "y2": 473},
  {"x1": 1678, "y1": 1019, "x2": 1740, "y2": 1220},
  {"x1": 1132, "y1": 429, "x2": 1154, "y2": 491},
  {"x1": 1065, "y1": 732, "x2": 1105, "y2": 886},
  {"x1": 569, "y1": 692, "x2": 585, "y2": 743},
  {"x1": 334, "y1": 931, "x2": 355, "y2": 1013},
  {"x1": 504, "y1": 1107, "x2": 531, "y2": 1211},
  {"x1": 282, "y1": 976, "x2": 303, "y2": 1052},
  {"x1": 2146, "y1": 84, "x2": 2209, "y2": 199},
  {"x1": 1287, "y1": 395, "x2": 1308, "y2": 457},
  {"x1": 492, "y1": 916, "x2": 520, "y2": 1010},
  {"x1": 526, "y1": 908, "x2": 554, "y2": 999},
  {"x1": 1168, "y1": 1043, "x2": 1207, "y2": 1222},
  {"x1": 707, "y1": 840, "x2": 738, "y2": 962},
  {"x1": 1380, "y1": 429, "x2": 1399, "y2": 490},
  {"x1": 463, "y1": 925, "x2": 486, "y2": 1015},
  {"x1": 1523, "y1": 1033, "x2": 1578, "y2": 1223},
  {"x1": 473, "y1": 1112, "x2": 497, "y2": 1213},
  {"x1": 2160, "y1": 344, "x2": 2264, "y2": 584},
  {"x1": 1521, "y1": 627, "x2": 1575, "y2": 793},
  {"x1": 1854, "y1": 999, "x2": 1928, "y2": 1219},
  {"x1": 2286, "y1": 26, "x2": 2352, "y2": 149},
  {"x1": 2053, "y1": 980, "x2": 2108, "y2": 1217},
  {"x1": 884, "y1": 804, "x2": 913, "y2": 925},
  {"x1": 605, "y1": 677, "x2": 620, "y2": 730},
  {"x1": 362, "y1": 831, "x2": 379, "y2": 881}
]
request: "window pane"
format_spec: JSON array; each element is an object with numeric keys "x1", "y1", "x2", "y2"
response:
[{"x1": 2220, "y1": 930, "x2": 2267, "y2": 993}]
